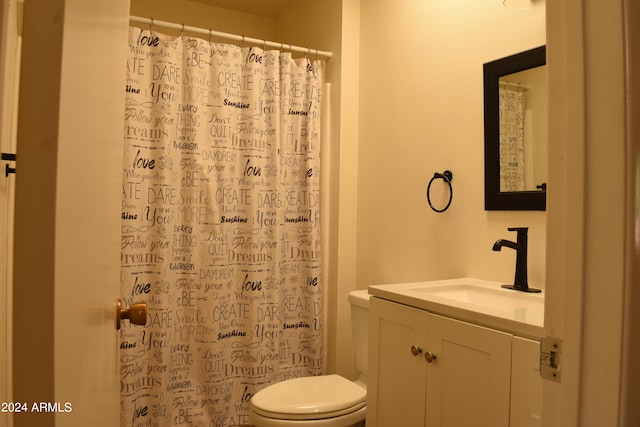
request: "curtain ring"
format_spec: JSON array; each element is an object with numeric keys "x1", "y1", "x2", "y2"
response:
[
  {"x1": 241, "y1": 35, "x2": 245, "y2": 47},
  {"x1": 149, "y1": 17, "x2": 154, "y2": 32},
  {"x1": 181, "y1": 23, "x2": 185, "y2": 37},
  {"x1": 426, "y1": 170, "x2": 453, "y2": 213},
  {"x1": 208, "y1": 29, "x2": 212, "y2": 44}
]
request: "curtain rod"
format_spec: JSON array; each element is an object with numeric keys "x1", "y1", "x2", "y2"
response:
[
  {"x1": 499, "y1": 81, "x2": 530, "y2": 90},
  {"x1": 129, "y1": 16, "x2": 332, "y2": 59}
]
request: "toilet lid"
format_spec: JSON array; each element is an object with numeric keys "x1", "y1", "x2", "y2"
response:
[{"x1": 250, "y1": 375, "x2": 366, "y2": 420}]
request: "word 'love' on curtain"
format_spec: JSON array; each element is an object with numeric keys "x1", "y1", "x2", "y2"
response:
[{"x1": 120, "y1": 27, "x2": 325, "y2": 427}]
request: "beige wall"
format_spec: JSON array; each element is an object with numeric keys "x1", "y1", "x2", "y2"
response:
[
  {"x1": 356, "y1": 0, "x2": 546, "y2": 291},
  {"x1": 130, "y1": 0, "x2": 274, "y2": 39}
]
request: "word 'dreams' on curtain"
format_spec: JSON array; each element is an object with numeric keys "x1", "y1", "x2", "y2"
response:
[{"x1": 120, "y1": 27, "x2": 325, "y2": 426}]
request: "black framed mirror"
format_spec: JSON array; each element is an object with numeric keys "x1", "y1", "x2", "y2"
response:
[{"x1": 483, "y1": 46, "x2": 546, "y2": 210}]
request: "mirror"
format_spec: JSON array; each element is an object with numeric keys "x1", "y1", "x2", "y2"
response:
[{"x1": 483, "y1": 46, "x2": 547, "y2": 210}]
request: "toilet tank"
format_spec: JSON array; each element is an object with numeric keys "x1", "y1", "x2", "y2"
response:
[{"x1": 348, "y1": 290, "x2": 370, "y2": 384}]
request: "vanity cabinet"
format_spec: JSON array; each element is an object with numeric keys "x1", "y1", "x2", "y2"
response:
[
  {"x1": 367, "y1": 297, "x2": 541, "y2": 427},
  {"x1": 367, "y1": 296, "x2": 429, "y2": 426},
  {"x1": 510, "y1": 336, "x2": 543, "y2": 426}
]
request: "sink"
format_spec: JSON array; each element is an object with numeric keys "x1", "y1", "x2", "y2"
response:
[
  {"x1": 368, "y1": 278, "x2": 544, "y2": 338},
  {"x1": 411, "y1": 283, "x2": 541, "y2": 311}
]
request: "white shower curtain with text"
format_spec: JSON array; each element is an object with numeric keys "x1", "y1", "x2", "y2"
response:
[{"x1": 120, "y1": 27, "x2": 325, "y2": 426}]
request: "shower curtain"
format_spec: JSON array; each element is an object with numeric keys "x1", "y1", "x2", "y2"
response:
[
  {"x1": 498, "y1": 85, "x2": 526, "y2": 192},
  {"x1": 120, "y1": 27, "x2": 325, "y2": 426}
]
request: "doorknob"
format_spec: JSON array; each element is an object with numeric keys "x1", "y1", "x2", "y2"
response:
[
  {"x1": 410, "y1": 345, "x2": 423, "y2": 356},
  {"x1": 116, "y1": 299, "x2": 147, "y2": 330},
  {"x1": 424, "y1": 351, "x2": 437, "y2": 363}
]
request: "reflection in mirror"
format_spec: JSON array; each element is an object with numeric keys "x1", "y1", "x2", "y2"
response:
[
  {"x1": 498, "y1": 65, "x2": 547, "y2": 192},
  {"x1": 484, "y1": 46, "x2": 546, "y2": 210}
]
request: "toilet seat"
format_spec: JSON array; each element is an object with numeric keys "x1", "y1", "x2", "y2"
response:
[{"x1": 250, "y1": 375, "x2": 366, "y2": 421}]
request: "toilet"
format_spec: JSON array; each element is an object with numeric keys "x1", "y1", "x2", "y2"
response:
[{"x1": 249, "y1": 290, "x2": 370, "y2": 427}]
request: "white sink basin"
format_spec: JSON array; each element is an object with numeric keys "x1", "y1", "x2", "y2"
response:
[
  {"x1": 412, "y1": 283, "x2": 541, "y2": 311},
  {"x1": 368, "y1": 278, "x2": 544, "y2": 338}
]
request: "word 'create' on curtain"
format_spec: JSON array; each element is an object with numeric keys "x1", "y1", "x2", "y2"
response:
[{"x1": 120, "y1": 27, "x2": 326, "y2": 427}]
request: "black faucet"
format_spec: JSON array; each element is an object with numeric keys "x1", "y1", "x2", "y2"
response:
[{"x1": 492, "y1": 227, "x2": 541, "y2": 293}]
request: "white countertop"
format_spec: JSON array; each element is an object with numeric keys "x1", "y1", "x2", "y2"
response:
[{"x1": 368, "y1": 278, "x2": 544, "y2": 339}]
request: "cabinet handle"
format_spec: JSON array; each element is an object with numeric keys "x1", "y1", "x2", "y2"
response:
[
  {"x1": 424, "y1": 351, "x2": 437, "y2": 363},
  {"x1": 410, "y1": 345, "x2": 423, "y2": 356}
]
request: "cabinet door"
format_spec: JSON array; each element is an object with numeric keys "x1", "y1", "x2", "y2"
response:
[
  {"x1": 425, "y1": 314, "x2": 512, "y2": 427},
  {"x1": 368, "y1": 297, "x2": 429, "y2": 427},
  {"x1": 510, "y1": 336, "x2": 542, "y2": 427}
]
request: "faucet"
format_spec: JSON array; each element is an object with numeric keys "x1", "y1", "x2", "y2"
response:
[{"x1": 492, "y1": 227, "x2": 541, "y2": 293}]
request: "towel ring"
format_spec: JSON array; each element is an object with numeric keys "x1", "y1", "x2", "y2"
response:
[{"x1": 427, "y1": 170, "x2": 453, "y2": 213}]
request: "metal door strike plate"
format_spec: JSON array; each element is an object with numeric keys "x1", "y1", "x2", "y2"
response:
[{"x1": 540, "y1": 336, "x2": 562, "y2": 382}]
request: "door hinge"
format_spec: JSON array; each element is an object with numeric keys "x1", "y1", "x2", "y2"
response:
[
  {"x1": 2, "y1": 153, "x2": 16, "y2": 176},
  {"x1": 540, "y1": 336, "x2": 562, "y2": 382}
]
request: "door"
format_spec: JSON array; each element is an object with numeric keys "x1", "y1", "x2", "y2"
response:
[
  {"x1": 425, "y1": 313, "x2": 512, "y2": 427},
  {"x1": 544, "y1": 0, "x2": 634, "y2": 425},
  {"x1": 0, "y1": 0, "x2": 19, "y2": 424},
  {"x1": 367, "y1": 297, "x2": 429, "y2": 427},
  {"x1": 11, "y1": 1, "x2": 129, "y2": 425}
]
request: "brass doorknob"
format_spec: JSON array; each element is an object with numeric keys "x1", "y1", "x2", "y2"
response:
[{"x1": 116, "y1": 299, "x2": 147, "y2": 330}]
